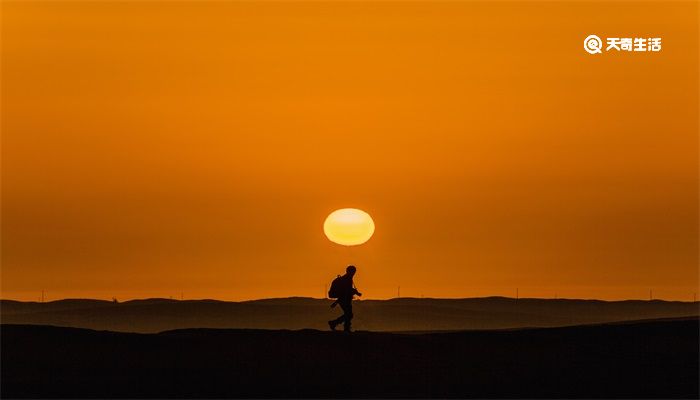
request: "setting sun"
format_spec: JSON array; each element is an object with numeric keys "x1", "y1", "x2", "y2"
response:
[{"x1": 323, "y1": 208, "x2": 375, "y2": 246}]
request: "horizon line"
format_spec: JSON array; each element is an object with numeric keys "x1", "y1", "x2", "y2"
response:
[{"x1": 1, "y1": 295, "x2": 698, "y2": 304}]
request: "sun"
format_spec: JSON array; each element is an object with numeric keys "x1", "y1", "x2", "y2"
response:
[{"x1": 323, "y1": 208, "x2": 375, "y2": 246}]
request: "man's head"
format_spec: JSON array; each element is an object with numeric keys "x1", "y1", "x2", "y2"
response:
[{"x1": 346, "y1": 265, "x2": 356, "y2": 276}]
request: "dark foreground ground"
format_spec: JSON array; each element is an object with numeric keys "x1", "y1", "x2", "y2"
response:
[{"x1": 2, "y1": 318, "x2": 698, "y2": 398}]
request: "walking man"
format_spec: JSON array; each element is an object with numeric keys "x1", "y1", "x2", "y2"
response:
[{"x1": 328, "y1": 265, "x2": 362, "y2": 332}]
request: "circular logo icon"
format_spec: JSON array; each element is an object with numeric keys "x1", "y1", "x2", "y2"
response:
[{"x1": 584, "y1": 35, "x2": 603, "y2": 54}]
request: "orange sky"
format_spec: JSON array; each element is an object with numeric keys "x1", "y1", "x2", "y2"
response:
[{"x1": 2, "y1": 1, "x2": 698, "y2": 301}]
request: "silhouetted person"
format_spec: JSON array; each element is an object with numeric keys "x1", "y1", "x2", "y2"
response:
[{"x1": 328, "y1": 265, "x2": 362, "y2": 332}]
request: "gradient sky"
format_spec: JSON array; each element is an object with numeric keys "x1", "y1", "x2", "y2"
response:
[{"x1": 2, "y1": 1, "x2": 698, "y2": 301}]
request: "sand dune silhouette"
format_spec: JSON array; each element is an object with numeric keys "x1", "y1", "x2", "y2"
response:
[{"x1": 2, "y1": 297, "x2": 697, "y2": 333}]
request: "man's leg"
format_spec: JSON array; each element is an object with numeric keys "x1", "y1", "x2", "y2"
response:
[
  {"x1": 339, "y1": 301, "x2": 353, "y2": 332},
  {"x1": 328, "y1": 301, "x2": 346, "y2": 330},
  {"x1": 329, "y1": 313, "x2": 344, "y2": 328}
]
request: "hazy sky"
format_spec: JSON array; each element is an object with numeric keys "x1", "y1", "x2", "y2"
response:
[{"x1": 2, "y1": 1, "x2": 698, "y2": 301}]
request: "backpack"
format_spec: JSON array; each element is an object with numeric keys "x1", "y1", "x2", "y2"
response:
[{"x1": 328, "y1": 275, "x2": 344, "y2": 299}]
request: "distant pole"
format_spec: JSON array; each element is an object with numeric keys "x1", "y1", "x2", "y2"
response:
[
  {"x1": 649, "y1": 289, "x2": 652, "y2": 301},
  {"x1": 181, "y1": 292, "x2": 183, "y2": 301},
  {"x1": 324, "y1": 285, "x2": 327, "y2": 299},
  {"x1": 516, "y1": 288, "x2": 519, "y2": 300},
  {"x1": 398, "y1": 286, "x2": 400, "y2": 298},
  {"x1": 41, "y1": 290, "x2": 44, "y2": 303},
  {"x1": 694, "y1": 293, "x2": 696, "y2": 303}
]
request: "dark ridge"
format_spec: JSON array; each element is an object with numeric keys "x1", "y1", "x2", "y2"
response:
[{"x1": 2, "y1": 297, "x2": 698, "y2": 333}]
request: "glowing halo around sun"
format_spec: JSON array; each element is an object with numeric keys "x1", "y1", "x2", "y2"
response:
[{"x1": 323, "y1": 208, "x2": 375, "y2": 246}]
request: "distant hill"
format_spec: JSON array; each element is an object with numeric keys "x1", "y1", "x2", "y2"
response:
[
  {"x1": 2, "y1": 318, "x2": 698, "y2": 398},
  {"x1": 1, "y1": 296, "x2": 698, "y2": 333}
]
